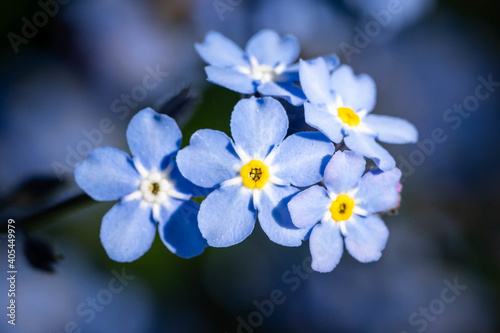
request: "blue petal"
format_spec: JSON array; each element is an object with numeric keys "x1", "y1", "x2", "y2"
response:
[
  {"x1": 159, "y1": 199, "x2": 207, "y2": 259},
  {"x1": 167, "y1": 158, "x2": 195, "y2": 198},
  {"x1": 195, "y1": 31, "x2": 248, "y2": 68},
  {"x1": 198, "y1": 185, "x2": 256, "y2": 247},
  {"x1": 355, "y1": 168, "x2": 401, "y2": 213},
  {"x1": 323, "y1": 151, "x2": 365, "y2": 195},
  {"x1": 344, "y1": 131, "x2": 396, "y2": 171},
  {"x1": 286, "y1": 54, "x2": 339, "y2": 72},
  {"x1": 270, "y1": 132, "x2": 334, "y2": 187},
  {"x1": 257, "y1": 184, "x2": 309, "y2": 246},
  {"x1": 100, "y1": 200, "x2": 156, "y2": 262},
  {"x1": 177, "y1": 129, "x2": 241, "y2": 188},
  {"x1": 310, "y1": 221, "x2": 344, "y2": 273},
  {"x1": 245, "y1": 29, "x2": 299, "y2": 66},
  {"x1": 288, "y1": 185, "x2": 331, "y2": 229},
  {"x1": 257, "y1": 80, "x2": 306, "y2": 106},
  {"x1": 126, "y1": 108, "x2": 182, "y2": 171},
  {"x1": 230, "y1": 97, "x2": 288, "y2": 159},
  {"x1": 205, "y1": 66, "x2": 256, "y2": 94},
  {"x1": 304, "y1": 102, "x2": 344, "y2": 143},
  {"x1": 299, "y1": 58, "x2": 334, "y2": 106},
  {"x1": 344, "y1": 214, "x2": 389, "y2": 263},
  {"x1": 363, "y1": 114, "x2": 418, "y2": 144},
  {"x1": 330, "y1": 65, "x2": 377, "y2": 112},
  {"x1": 74, "y1": 147, "x2": 140, "y2": 201}
]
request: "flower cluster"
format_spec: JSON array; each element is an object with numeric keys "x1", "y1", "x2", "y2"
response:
[{"x1": 75, "y1": 29, "x2": 417, "y2": 272}]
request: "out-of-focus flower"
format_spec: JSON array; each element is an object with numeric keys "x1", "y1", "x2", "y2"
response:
[
  {"x1": 75, "y1": 108, "x2": 206, "y2": 262},
  {"x1": 288, "y1": 151, "x2": 401, "y2": 272},
  {"x1": 177, "y1": 97, "x2": 334, "y2": 247},
  {"x1": 300, "y1": 59, "x2": 418, "y2": 170},
  {"x1": 195, "y1": 29, "x2": 338, "y2": 106}
]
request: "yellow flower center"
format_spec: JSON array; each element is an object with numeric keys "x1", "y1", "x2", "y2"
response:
[
  {"x1": 149, "y1": 182, "x2": 160, "y2": 195},
  {"x1": 337, "y1": 107, "x2": 360, "y2": 127},
  {"x1": 240, "y1": 160, "x2": 270, "y2": 189},
  {"x1": 330, "y1": 194, "x2": 355, "y2": 222}
]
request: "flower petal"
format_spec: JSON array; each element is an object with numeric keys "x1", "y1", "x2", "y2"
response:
[
  {"x1": 257, "y1": 184, "x2": 309, "y2": 246},
  {"x1": 126, "y1": 108, "x2": 182, "y2": 171},
  {"x1": 195, "y1": 31, "x2": 248, "y2": 68},
  {"x1": 100, "y1": 200, "x2": 156, "y2": 262},
  {"x1": 323, "y1": 151, "x2": 365, "y2": 195},
  {"x1": 177, "y1": 129, "x2": 241, "y2": 188},
  {"x1": 205, "y1": 66, "x2": 256, "y2": 94},
  {"x1": 198, "y1": 185, "x2": 256, "y2": 247},
  {"x1": 230, "y1": 97, "x2": 288, "y2": 159},
  {"x1": 310, "y1": 221, "x2": 344, "y2": 273},
  {"x1": 158, "y1": 199, "x2": 207, "y2": 259},
  {"x1": 270, "y1": 132, "x2": 334, "y2": 187},
  {"x1": 344, "y1": 214, "x2": 389, "y2": 263},
  {"x1": 344, "y1": 130, "x2": 395, "y2": 171},
  {"x1": 304, "y1": 102, "x2": 344, "y2": 143},
  {"x1": 363, "y1": 114, "x2": 418, "y2": 144},
  {"x1": 167, "y1": 158, "x2": 195, "y2": 198},
  {"x1": 74, "y1": 147, "x2": 140, "y2": 201},
  {"x1": 286, "y1": 54, "x2": 339, "y2": 72},
  {"x1": 245, "y1": 29, "x2": 299, "y2": 66},
  {"x1": 288, "y1": 185, "x2": 331, "y2": 229},
  {"x1": 330, "y1": 65, "x2": 376, "y2": 112},
  {"x1": 355, "y1": 168, "x2": 401, "y2": 213},
  {"x1": 299, "y1": 58, "x2": 334, "y2": 106},
  {"x1": 257, "y1": 80, "x2": 306, "y2": 106}
]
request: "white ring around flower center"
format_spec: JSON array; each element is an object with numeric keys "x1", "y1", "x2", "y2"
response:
[
  {"x1": 237, "y1": 57, "x2": 286, "y2": 83},
  {"x1": 139, "y1": 171, "x2": 173, "y2": 204}
]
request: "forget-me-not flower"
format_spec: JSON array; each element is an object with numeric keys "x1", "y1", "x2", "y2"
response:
[
  {"x1": 299, "y1": 58, "x2": 418, "y2": 170},
  {"x1": 74, "y1": 108, "x2": 206, "y2": 262},
  {"x1": 195, "y1": 29, "x2": 338, "y2": 106},
  {"x1": 288, "y1": 151, "x2": 401, "y2": 273},
  {"x1": 176, "y1": 97, "x2": 334, "y2": 247}
]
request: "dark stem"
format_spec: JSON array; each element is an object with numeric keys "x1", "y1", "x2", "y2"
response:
[{"x1": 1, "y1": 193, "x2": 95, "y2": 233}]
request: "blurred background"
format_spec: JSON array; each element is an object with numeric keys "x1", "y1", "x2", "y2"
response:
[{"x1": 0, "y1": 0, "x2": 499, "y2": 332}]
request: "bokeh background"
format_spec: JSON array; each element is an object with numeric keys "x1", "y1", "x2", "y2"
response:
[{"x1": 1, "y1": 0, "x2": 499, "y2": 332}]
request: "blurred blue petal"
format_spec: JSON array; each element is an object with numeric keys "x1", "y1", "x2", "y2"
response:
[
  {"x1": 344, "y1": 214, "x2": 389, "y2": 263},
  {"x1": 74, "y1": 147, "x2": 140, "y2": 201},
  {"x1": 363, "y1": 114, "x2": 419, "y2": 144},
  {"x1": 126, "y1": 108, "x2": 182, "y2": 171},
  {"x1": 299, "y1": 58, "x2": 334, "y2": 105},
  {"x1": 205, "y1": 66, "x2": 256, "y2": 94},
  {"x1": 100, "y1": 199, "x2": 156, "y2": 262},
  {"x1": 257, "y1": 80, "x2": 306, "y2": 106},
  {"x1": 195, "y1": 31, "x2": 248, "y2": 68},
  {"x1": 310, "y1": 221, "x2": 344, "y2": 273},
  {"x1": 356, "y1": 168, "x2": 401, "y2": 213},
  {"x1": 245, "y1": 29, "x2": 300, "y2": 66},
  {"x1": 344, "y1": 131, "x2": 396, "y2": 171},
  {"x1": 159, "y1": 200, "x2": 207, "y2": 258},
  {"x1": 330, "y1": 65, "x2": 377, "y2": 112}
]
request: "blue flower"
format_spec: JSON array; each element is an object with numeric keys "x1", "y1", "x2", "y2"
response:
[
  {"x1": 74, "y1": 108, "x2": 206, "y2": 262},
  {"x1": 288, "y1": 151, "x2": 401, "y2": 273},
  {"x1": 299, "y1": 59, "x2": 418, "y2": 170},
  {"x1": 176, "y1": 97, "x2": 335, "y2": 247},
  {"x1": 195, "y1": 29, "x2": 339, "y2": 106}
]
